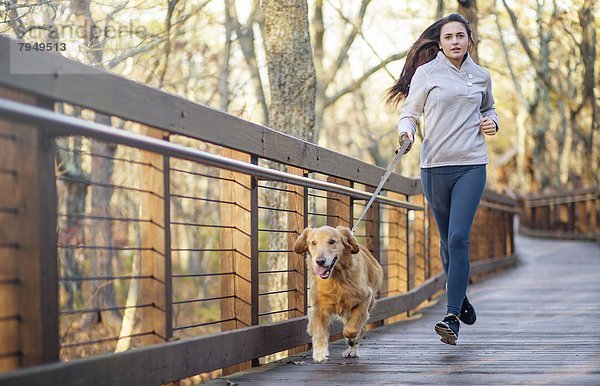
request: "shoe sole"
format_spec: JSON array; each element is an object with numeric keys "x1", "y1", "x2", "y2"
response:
[
  {"x1": 435, "y1": 322, "x2": 458, "y2": 345},
  {"x1": 459, "y1": 314, "x2": 476, "y2": 325}
]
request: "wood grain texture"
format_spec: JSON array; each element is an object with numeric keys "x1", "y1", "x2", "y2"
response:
[
  {"x1": 139, "y1": 127, "x2": 168, "y2": 345},
  {"x1": 219, "y1": 149, "x2": 253, "y2": 375},
  {"x1": 207, "y1": 236, "x2": 600, "y2": 385},
  {"x1": 0, "y1": 86, "x2": 59, "y2": 369}
]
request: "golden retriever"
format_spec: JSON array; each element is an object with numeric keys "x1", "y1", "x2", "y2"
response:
[{"x1": 294, "y1": 226, "x2": 383, "y2": 363}]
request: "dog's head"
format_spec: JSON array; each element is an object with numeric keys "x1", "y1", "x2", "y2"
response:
[{"x1": 293, "y1": 225, "x2": 360, "y2": 280}]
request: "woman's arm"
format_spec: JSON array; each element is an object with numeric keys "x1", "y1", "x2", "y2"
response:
[
  {"x1": 480, "y1": 74, "x2": 499, "y2": 134},
  {"x1": 397, "y1": 66, "x2": 429, "y2": 140}
]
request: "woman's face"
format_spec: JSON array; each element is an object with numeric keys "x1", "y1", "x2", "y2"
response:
[{"x1": 439, "y1": 21, "x2": 469, "y2": 67}]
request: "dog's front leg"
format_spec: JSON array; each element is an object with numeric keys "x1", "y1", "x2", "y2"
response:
[
  {"x1": 308, "y1": 310, "x2": 330, "y2": 363},
  {"x1": 342, "y1": 293, "x2": 371, "y2": 358}
]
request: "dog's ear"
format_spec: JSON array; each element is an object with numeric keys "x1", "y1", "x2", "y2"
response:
[
  {"x1": 294, "y1": 228, "x2": 312, "y2": 254},
  {"x1": 336, "y1": 226, "x2": 360, "y2": 254}
]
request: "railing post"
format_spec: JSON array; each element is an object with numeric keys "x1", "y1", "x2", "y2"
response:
[
  {"x1": 219, "y1": 149, "x2": 253, "y2": 375},
  {"x1": 139, "y1": 128, "x2": 170, "y2": 344},
  {"x1": 385, "y1": 192, "x2": 408, "y2": 324},
  {"x1": 326, "y1": 177, "x2": 351, "y2": 228},
  {"x1": 428, "y1": 206, "x2": 442, "y2": 275},
  {"x1": 0, "y1": 87, "x2": 59, "y2": 370},
  {"x1": 412, "y1": 194, "x2": 426, "y2": 287},
  {"x1": 287, "y1": 166, "x2": 307, "y2": 356},
  {"x1": 364, "y1": 186, "x2": 380, "y2": 263}
]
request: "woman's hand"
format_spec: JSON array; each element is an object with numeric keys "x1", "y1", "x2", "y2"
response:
[
  {"x1": 480, "y1": 117, "x2": 497, "y2": 136},
  {"x1": 398, "y1": 132, "x2": 414, "y2": 154}
]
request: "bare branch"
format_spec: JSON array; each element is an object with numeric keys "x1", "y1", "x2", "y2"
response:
[
  {"x1": 324, "y1": 50, "x2": 408, "y2": 109},
  {"x1": 493, "y1": 7, "x2": 530, "y2": 110},
  {"x1": 323, "y1": 0, "x2": 372, "y2": 88}
]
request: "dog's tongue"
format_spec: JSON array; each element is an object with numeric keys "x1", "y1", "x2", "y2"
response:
[{"x1": 315, "y1": 265, "x2": 328, "y2": 277}]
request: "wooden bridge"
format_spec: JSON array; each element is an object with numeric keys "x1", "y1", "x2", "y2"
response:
[
  {"x1": 0, "y1": 36, "x2": 599, "y2": 385},
  {"x1": 206, "y1": 235, "x2": 600, "y2": 385}
]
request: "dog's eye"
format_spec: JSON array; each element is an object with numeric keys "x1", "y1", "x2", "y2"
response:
[
  {"x1": 328, "y1": 239, "x2": 335, "y2": 245},
  {"x1": 311, "y1": 240, "x2": 317, "y2": 245}
]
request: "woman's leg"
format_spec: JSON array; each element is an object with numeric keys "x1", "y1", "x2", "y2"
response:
[
  {"x1": 420, "y1": 168, "x2": 452, "y2": 275},
  {"x1": 445, "y1": 165, "x2": 486, "y2": 315}
]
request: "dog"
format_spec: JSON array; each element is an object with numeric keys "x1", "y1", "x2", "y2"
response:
[{"x1": 293, "y1": 225, "x2": 383, "y2": 363}]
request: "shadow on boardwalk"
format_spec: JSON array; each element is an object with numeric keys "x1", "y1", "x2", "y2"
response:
[{"x1": 208, "y1": 235, "x2": 600, "y2": 385}]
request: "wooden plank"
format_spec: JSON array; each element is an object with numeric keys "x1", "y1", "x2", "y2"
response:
[
  {"x1": 0, "y1": 86, "x2": 59, "y2": 370},
  {"x1": 364, "y1": 186, "x2": 380, "y2": 260},
  {"x1": 0, "y1": 36, "x2": 420, "y2": 196},
  {"x1": 326, "y1": 177, "x2": 351, "y2": 228},
  {"x1": 384, "y1": 192, "x2": 408, "y2": 324},
  {"x1": 0, "y1": 317, "x2": 312, "y2": 386},
  {"x1": 139, "y1": 127, "x2": 168, "y2": 345},
  {"x1": 412, "y1": 194, "x2": 426, "y2": 286},
  {"x1": 0, "y1": 319, "x2": 18, "y2": 359},
  {"x1": 0, "y1": 93, "x2": 22, "y2": 371},
  {"x1": 209, "y1": 238, "x2": 599, "y2": 386},
  {"x1": 518, "y1": 226, "x2": 597, "y2": 241},
  {"x1": 427, "y1": 207, "x2": 442, "y2": 276},
  {"x1": 287, "y1": 167, "x2": 307, "y2": 356},
  {"x1": 219, "y1": 148, "x2": 253, "y2": 375}
]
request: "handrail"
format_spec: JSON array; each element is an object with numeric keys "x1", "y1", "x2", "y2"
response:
[
  {"x1": 518, "y1": 186, "x2": 599, "y2": 240},
  {"x1": 0, "y1": 36, "x2": 421, "y2": 196},
  {"x1": 0, "y1": 97, "x2": 423, "y2": 211}
]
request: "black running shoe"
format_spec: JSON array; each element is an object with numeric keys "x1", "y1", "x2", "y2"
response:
[
  {"x1": 435, "y1": 314, "x2": 460, "y2": 345},
  {"x1": 459, "y1": 296, "x2": 476, "y2": 325}
]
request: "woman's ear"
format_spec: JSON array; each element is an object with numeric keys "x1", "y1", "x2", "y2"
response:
[
  {"x1": 293, "y1": 228, "x2": 312, "y2": 254},
  {"x1": 336, "y1": 226, "x2": 360, "y2": 254}
]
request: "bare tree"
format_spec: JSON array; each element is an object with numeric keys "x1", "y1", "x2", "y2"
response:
[
  {"x1": 437, "y1": 0, "x2": 445, "y2": 19},
  {"x1": 500, "y1": 0, "x2": 597, "y2": 190},
  {"x1": 262, "y1": 0, "x2": 316, "y2": 140},
  {"x1": 458, "y1": 0, "x2": 479, "y2": 62},
  {"x1": 231, "y1": 0, "x2": 269, "y2": 125},
  {"x1": 73, "y1": 0, "x2": 121, "y2": 328},
  {"x1": 311, "y1": 0, "x2": 408, "y2": 143},
  {"x1": 261, "y1": 0, "x2": 316, "y2": 328}
]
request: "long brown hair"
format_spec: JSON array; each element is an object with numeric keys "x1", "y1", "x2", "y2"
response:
[{"x1": 386, "y1": 13, "x2": 474, "y2": 107}]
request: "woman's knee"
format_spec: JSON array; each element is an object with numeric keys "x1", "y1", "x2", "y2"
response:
[{"x1": 448, "y1": 232, "x2": 469, "y2": 252}]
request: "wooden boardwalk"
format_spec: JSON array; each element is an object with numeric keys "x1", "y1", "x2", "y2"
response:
[{"x1": 207, "y1": 235, "x2": 600, "y2": 385}]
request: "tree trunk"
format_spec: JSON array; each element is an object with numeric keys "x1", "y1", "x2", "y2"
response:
[
  {"x1": 219, "y1": 0, "x2": 233, "y2": 112},
  {"x1": 84, "y1": 124, "x2": 121, "y2": 328},
  {"x1": 262, "y1": 0, "x2": 316, "y2": 141},
  {"x1": 231, "y1": 1, "x2": 269, "y2": 125},
  {"x1": 579, "y1": 0, "x2": 598, "y2": 183},
  {"x1": 437, "y1": 0, "x2": 444, "y2": 19},
  {"x1": 73, "y1": 0, "x2": 121, "y2": 327},
  {"x1": 115, "y1": 227, "x2": 141, "y2": 353},
  {"x1": 261, "y1": 0, "x2": 316, "y2": 334},
  {"x1": 458, "y1": 0, "x2": 478, "y2": 63}
]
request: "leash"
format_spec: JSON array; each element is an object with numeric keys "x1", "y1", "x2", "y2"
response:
[{"x1": 351, "y1": 138, "x2": 411, "y2": 233}]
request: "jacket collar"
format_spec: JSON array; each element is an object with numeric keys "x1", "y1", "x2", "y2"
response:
[{"x1": 436, "y1": 50, "x2": 473, "y2": 72}]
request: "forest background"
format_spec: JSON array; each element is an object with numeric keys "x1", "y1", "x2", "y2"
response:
[{"x1": 3, "y1": 0, "x2": 597, "y2": 193}]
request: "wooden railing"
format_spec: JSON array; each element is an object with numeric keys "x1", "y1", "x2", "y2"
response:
[
  {"x1": 0, "y1": 36, "x2": 517, "y2": 385},
  {"x1": 519, "y1": 187, "x2": 600, "y2": 241}
]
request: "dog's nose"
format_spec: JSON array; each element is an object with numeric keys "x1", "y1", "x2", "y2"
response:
[{"x1": 316, "y1": 257, "x2": 326, "y2": 266}]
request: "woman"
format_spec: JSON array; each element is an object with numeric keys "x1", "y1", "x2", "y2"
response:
[{"x1": 387, "y1": 13, "x2": 498, "y2": 345}]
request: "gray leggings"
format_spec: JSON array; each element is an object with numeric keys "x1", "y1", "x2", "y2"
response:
[{"x1": 421, "y1": 164, "x2": 486, "y2": 315}]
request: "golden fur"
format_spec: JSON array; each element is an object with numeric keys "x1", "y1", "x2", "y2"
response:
[{"x1": 294, "y1": 226, "x2": 383, "y2": 362}]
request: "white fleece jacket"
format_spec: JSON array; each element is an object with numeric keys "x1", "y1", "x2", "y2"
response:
[{"x1": 397, "y1": 51, "x2": 499, "y2": 168}]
